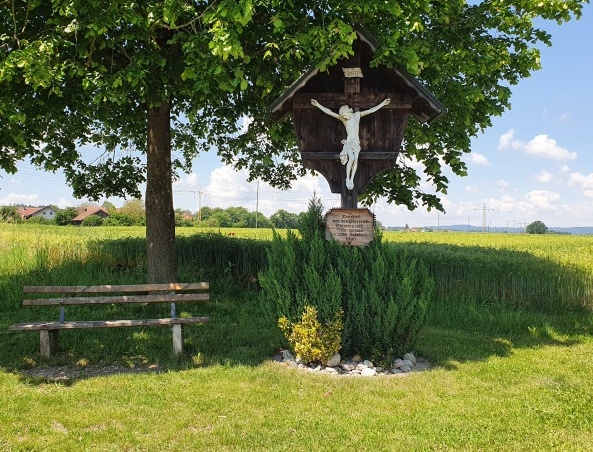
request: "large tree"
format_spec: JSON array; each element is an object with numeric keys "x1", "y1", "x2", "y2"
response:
[{"x1": 1, "y1": 1, "x2": 586, "y2": 282}]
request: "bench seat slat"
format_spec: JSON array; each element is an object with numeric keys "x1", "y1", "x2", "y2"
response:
[
  {"x1": 23, "y1": 282, "x2": 209, "y2": 294},
  {"x1": 9, "y1": 317, "x2": 210, "y2": 331},
  {"x1": 23, "y1": 293, "x2": 209, "y2": 306}
]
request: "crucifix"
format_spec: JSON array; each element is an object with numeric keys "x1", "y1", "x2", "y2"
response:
[
  {"x1": 310, "y1": 96, "x2": 391, "y2": 191},
  {"x1": 294, "y1": 62, "x2": 411, "y2": 209},
  {"x1": 269, "y1": 27, "x2": 445, "y2": 210}
]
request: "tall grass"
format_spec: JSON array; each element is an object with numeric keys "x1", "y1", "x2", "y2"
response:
[
  {"x1": 2, "y1": 225, "x2": 593, "y2": 313},
  {"x1": 384, "y1": 231, "x2": 593, "y2": 312}
]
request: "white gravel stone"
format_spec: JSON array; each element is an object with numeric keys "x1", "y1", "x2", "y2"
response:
[
  {"x1": 326, "y1": 353, "x2": 341, "y2": 368},
  {"x1": 361, "y1": 368, "x2": 377, "y2": 377},
  {"x1": 274, "y1": 352, "x2": 428, "y2": 378}
]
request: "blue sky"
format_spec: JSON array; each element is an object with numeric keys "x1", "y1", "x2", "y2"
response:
[{"x1": 2, "y1": 6, "x2": 592, "y2": 229}]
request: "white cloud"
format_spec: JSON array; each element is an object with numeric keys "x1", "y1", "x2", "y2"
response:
[
  {"x1": 465, "y1": 185, "x2": 479, "y2": 193},
  {"x1": 498, "y1": 129, "x2": 577, "y2": 161},
  {"x1": 0, "y1": 192, "x2": 40, "y2": 205},
  {"x1": 174, "y1": 172, "x2": 200, "y2": 189},
  {"x1": 534, "y1": 170, "x2": 553, "y2": 183},
  {"x1": 56, "y1": 197, "x2": 73, "y2": 208},
  {"x1": 205, "y1": 166, "x2": 252, "y2": 207},
  {"x1": 497, "y1": 129, "x2": 515, "y2": 151},
  {"x1": 569, "y1": 172, "x2": 593, "y2": 192},
  {"x1": 514, "y1": 135, "x2": 576, "y2": 161},
  {"x1": 497, "y1": 179, "x2": 509, "y2": 190},
  {"x1": 521, "y1": 135, "x2": 577, "y2": 161},
  {"x1": 202, "y1": 165, "x2": 335, "y2": 216},
  {"x1": 524, "y1": 190, "x2": 560, "y2": 210},
  {"x1": 570, "y1": 172, "x2": 593, "y2": 189},
  {"x1": 468, "y1": 152, "x2": 490, "y2": 166}
]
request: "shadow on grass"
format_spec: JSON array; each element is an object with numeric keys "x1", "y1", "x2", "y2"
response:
[
  {"x1": 418, "y1": 301, "x2": 593, "y2": 369},
  {"x1": 1, "y1": 234, "x2": 592, "y2": 383}
]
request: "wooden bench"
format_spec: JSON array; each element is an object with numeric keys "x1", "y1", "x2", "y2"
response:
[{"x1": 8, "y1": 283, "x2": 210, "y2": 358}]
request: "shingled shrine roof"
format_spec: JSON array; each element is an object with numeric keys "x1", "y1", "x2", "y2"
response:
[{"x1": 269, "y1": 27, "x2": 446, "y2": 124}]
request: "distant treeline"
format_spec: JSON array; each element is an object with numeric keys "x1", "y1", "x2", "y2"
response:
[{"x1": 0, "y1": 203, "x2": 306, "y2": 229}]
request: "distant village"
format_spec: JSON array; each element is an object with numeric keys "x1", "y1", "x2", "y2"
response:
[
  {"x1": 3, "y1": 205, "x2": 110, "y2": 225},
  {"x1": 0, "y1": 202, "x2": 314, "y2": 229}
]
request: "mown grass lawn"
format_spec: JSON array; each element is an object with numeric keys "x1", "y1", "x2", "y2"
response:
[
  {"x1": 2, "y1": 324, "x2": 592, "y2": 450},
  {"x1": 1, "y1": 224, "x2": 592, "y2": 450}
]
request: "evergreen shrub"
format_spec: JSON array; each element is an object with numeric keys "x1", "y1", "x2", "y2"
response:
[{"x1": 260, "y1": 199, "x2": 434, "y2": 366}]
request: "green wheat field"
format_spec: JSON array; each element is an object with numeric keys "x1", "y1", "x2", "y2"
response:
[{"x1": 1, "y1": 224, "x2": 592, "y2": 451}]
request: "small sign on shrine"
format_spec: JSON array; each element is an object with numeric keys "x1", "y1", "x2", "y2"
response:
[
  {"x1": 270, "y1": 27, "x2": 446, "y2": 246},
  {"x1": 325, "y1": 208, "x2": 375, "y2": 247}
]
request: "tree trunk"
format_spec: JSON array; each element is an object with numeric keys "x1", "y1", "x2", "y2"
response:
[{"x1": 146, "y1": 101, "x2": 177, "y2": 283}]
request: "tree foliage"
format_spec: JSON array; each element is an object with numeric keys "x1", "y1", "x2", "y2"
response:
[
  {"x1": 1, "y1": 0, "x2": 586, "y2": 279},
  {"x1": 0, "y1": 206, "x2": 20, "y2": 223},
  {"x1": 526, "y1": 220, "x2": 548, "y2": 234},
  {"x1": 118, "y1": 199, "x2": 146, "y2": 225},
  {"x1": 54, "y1": 207, "x2": 79, "y2": 226},
  {"x1": 270, "y1": 209, "x2": 300, "y2": 229}
]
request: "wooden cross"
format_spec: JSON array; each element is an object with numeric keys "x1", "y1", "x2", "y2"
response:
[{"x1": 292, "y1": 63, "x2": 412, "y2": 208}]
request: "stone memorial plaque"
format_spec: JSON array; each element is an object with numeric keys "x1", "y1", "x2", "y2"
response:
[{"x1": 325, "y1": 208, "x2": 375, "y2": 247}]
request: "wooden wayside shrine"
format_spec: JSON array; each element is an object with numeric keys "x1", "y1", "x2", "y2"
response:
[{"x1": 270, "y1": 27, "x2": 446, "y2": 210}]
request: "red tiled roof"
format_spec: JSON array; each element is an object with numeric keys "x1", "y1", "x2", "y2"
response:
[
  {"x1": 17, "y1": 207, "x2": 42, "y2": 219},
  {"x1": 72, "y1": 207, "x2": 110, "y2": 222}
]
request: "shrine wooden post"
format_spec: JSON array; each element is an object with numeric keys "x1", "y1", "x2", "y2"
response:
[{"x1": 270, "y1": 27, "x2": 445, "y2": 241}]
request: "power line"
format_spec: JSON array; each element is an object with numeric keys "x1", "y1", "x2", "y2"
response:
[{"x1": 470, "y1": 203, "x2": 498, "y2": 232}]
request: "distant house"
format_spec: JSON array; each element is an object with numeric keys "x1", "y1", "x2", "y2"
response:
[
  {"x1": 71, "y1": 207, "x2": 110, "y2": 225},
  {"x1": 17, "y1": 206, "x2": 58, "y2": 221}
]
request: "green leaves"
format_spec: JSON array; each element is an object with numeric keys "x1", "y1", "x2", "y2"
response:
[{"x1": 0, "y1": 0, "x2": 588, "y2": 209}]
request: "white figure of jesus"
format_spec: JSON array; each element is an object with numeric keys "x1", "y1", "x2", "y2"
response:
[{"x1": 311, "y1": 98, "x2": 391, "y2": 190}]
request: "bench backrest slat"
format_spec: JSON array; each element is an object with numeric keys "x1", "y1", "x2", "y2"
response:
[
  {"x1": 23, "y1": 282, "x2": 209, "y2": 294},
  {"x1": 23, "y1": 293, "x2": 209, "y2": 306}
]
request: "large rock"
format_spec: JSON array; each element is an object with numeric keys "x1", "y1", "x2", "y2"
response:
[
  {"x1": 403, "y1": 352, "x2": 417, "y2": 365},
  {"x1": 326, "y1": 353, "x2": 341, "y2": 368},
  {"x1": 402, "y1": 359, "x2": 414, "y2": 368}
]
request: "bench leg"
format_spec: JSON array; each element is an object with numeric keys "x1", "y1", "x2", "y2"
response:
[
  {"x1": 172, "y1": 324, "x2": 183, "y2": 355},
  {"x1": 40, "y1": 330, "x2": 58, "y2": 359}
]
